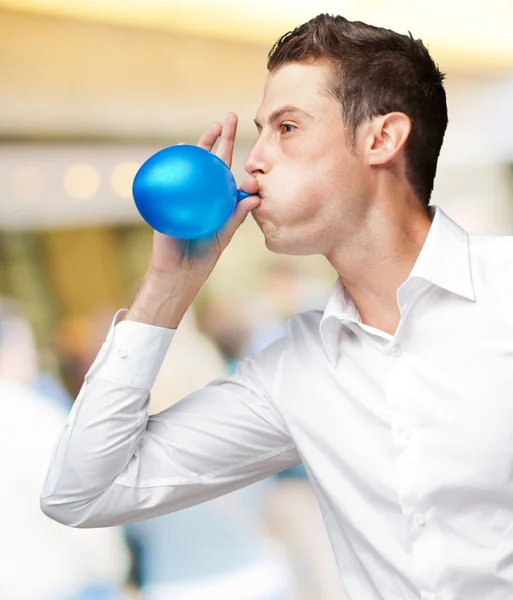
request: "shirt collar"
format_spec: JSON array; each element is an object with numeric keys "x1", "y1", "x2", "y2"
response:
[
  {"x1": 319, "y1": 205, "x2": 475, "y2": 365},
  {"x1": 408, "y1": 205, "x2": 474, "y2": 301}
]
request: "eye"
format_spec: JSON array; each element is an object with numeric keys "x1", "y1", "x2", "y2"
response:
[{"x1": 280, "y1": 123, "x2": 297, "y2": 135}]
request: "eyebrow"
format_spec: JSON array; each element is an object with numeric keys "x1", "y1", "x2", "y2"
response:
[{"x1": 254, "y1": 105, "x2": 314, "y2": 129}]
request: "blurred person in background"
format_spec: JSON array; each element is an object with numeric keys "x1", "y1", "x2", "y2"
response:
[
  {"x1": 124, "y1": 309, "x2": 294, "y2": 600},
  {"x1": 245, "y1": 263, "x2": 328, "y2": 357},
  {"x1": 194, "y1": 295, "x2": 251, "y2": 375},
  {"x1": 0, "y1": 299, "x2": 131, "y2": 600},
  {"x1": 40, "y1": 13, "x2": 513, "y2": 600}
]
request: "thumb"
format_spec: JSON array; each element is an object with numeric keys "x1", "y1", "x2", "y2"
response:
[
  {"x1": 217, "y1": 189, "x2": 261, "y2": 249},
  {"x1": 239, "y1": 177, "x2": 260, "y2": 197}
]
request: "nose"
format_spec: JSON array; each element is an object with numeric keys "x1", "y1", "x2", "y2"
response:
[{"x1": 244, "y1": 137, "x2": 272, "y2": 177}]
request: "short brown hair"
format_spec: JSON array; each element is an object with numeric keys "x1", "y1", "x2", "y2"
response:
[{"x1": 267, "y1": 14, "x2": 448, "y2": 206}]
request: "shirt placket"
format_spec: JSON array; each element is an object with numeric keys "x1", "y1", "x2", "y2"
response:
[{"x1": 383, "y1": 325, "x2": 451, "y2": 600}]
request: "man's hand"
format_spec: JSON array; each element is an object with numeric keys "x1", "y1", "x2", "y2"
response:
[{"x1": 125, "y1": 113, "x2": 260, "y2": 329}]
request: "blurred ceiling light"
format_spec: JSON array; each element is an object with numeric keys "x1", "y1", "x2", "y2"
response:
[
  {"x1": 0, "y1": 0, "x2": 353, "y2": 38},
  {"x1": 9, "y1": 166, "x2": 45, "y2": 202},
  {"x1": 2, "y1": 0, "x2": 513, "y2": 68},
  {"x1": 63, "y1": 163, "x2": 101, "y2": 200},
  {"x1": 0, "y1": 0, "x2": 510, "y2": 41},
  {"x1": 110, "y1": 161, "x2": 140, "y2": 199}
]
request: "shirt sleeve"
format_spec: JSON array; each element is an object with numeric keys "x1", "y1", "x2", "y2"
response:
[{"x1": 40, "y1": 310, "x2": 300, "y2": 528}]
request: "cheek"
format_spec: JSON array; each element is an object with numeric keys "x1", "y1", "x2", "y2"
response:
[
  {"x1": 267, "y1": 172, "x2": 315, "y2": 221},
  {"x1": 270, "y1": 161, "x2": 342, "y2": 218}
]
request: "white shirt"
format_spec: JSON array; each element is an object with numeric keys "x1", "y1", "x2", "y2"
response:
[{"x1": 41, "y1": 206, "x2": 513, "y2": 600}]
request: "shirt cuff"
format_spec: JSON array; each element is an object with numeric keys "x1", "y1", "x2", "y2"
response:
[{"x1": 85, "y1": 309, "x2": 175, "y2": 389}]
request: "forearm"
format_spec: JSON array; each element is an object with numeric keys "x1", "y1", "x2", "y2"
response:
[
  {"x1": 40, "y1": 315, "x2": 173, "y2": 527},
  {"x1": 124, "y1": 268, "x2": 202, "y2": 329},
  {"x1": 40, "y1": 382, "x2": 148, "y2": 526},
  {"x1": 40, "y1": 309, "x2": 298, "y2": 529}
]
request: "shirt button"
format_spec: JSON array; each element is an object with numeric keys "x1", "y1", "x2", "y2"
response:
[
  {"x1": 118, "y1": 347, "x2": 128, "y2": 358},
  {"x1": 413, "y1": 511, "x2": 426, "y2": 526},
  {"x1": 389, "y1": 345, "x2": 402, "y2": 357}
]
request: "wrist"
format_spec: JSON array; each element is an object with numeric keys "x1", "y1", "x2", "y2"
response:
[{"x1": 124, "y1": 269, "x2": 200, "y2": 329}]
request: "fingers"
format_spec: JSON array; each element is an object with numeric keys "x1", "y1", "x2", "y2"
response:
[
  {"x1": 239, "y1": 177, "x2": 260, "y2": 196},
  {"x1": 197, "y1": 122, "x2": 223, "y2": 152},
  {"x1": 217, "y1": 193, "x2": 261, "y2": 250},
  {"x1": 216, "y1": 113, "x2": 238, "y2": 168},
  {"x1": 194, "y1": 112, "x2": 250, "y2": 251},
  {"x1": 196, "y1": 113, "x2": 238, "y2": 167}
]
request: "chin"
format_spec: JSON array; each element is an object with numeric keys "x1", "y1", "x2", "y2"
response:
[
  {"x1": 259, "y1": 223, "x2": 284, "y2": 253},
  {"x1": 263, "y1": 231, "x2": 308, "y2": 256},
  {"x1": 257, "y1": 217, "x2": 316, "y2": 255},
  {"x1": 263, "y1": 236, "x2": 284, "y2": 253}
]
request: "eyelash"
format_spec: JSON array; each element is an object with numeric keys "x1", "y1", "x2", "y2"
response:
[{"x1": 280, "y1": 123, "x2": 297, "y2": 135}]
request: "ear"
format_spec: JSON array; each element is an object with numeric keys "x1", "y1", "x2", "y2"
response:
[{"x1": 365, "y1": 112, "x2": 411, "y2": 166}]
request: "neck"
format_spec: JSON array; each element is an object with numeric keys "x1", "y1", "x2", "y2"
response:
[{"x1": 326, "y1": 198, "x2": 433, "y2": 336}]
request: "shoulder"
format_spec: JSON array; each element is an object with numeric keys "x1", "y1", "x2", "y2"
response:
[
  {"x1": 244, "y1": 308, "x2": 324, "y2": 369},
  {"x1": 287, "y1": 308, "x2": 324, "y2": 339},
  {"x1": 468, "y1": 233, "x2": 513, "y2": 295},
  {"x1": 233, "y1": 309, "x2": 324, "y2": 396},
  {"x1": 282, "y1": 309, "x2": 327, "y2": 362},
  {"x1": 469, "y1": 232, "x2": 513, "y2": 256},
  {"x1": 469, "y1": 233, "x2": 513, "y2": 271}
]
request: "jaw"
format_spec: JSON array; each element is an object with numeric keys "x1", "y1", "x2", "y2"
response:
[{"x1": 263, "y1": 228, "x2": 326, "y2": 257}]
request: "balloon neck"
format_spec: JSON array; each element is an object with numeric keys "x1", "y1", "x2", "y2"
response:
[{"x1": 237, "y1": 189, "x2": 256, "y2": 202}]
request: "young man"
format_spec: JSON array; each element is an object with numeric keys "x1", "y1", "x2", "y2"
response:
[{"x1": 41, "y1": 14, "x2": 513, "y2": 600}]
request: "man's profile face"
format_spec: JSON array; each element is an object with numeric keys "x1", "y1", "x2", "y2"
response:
[{"x1": 245, "y1": 60, "x2": 367, "y2": 256}]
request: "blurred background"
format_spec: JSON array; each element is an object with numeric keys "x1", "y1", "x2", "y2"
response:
[{"x1": 1, "y1": 1, "x2": 513, "y2": 599}]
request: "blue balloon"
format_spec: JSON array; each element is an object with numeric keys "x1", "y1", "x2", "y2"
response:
[{"x1": 132, "y1": 144, "x2": 253, "y2": 239}]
